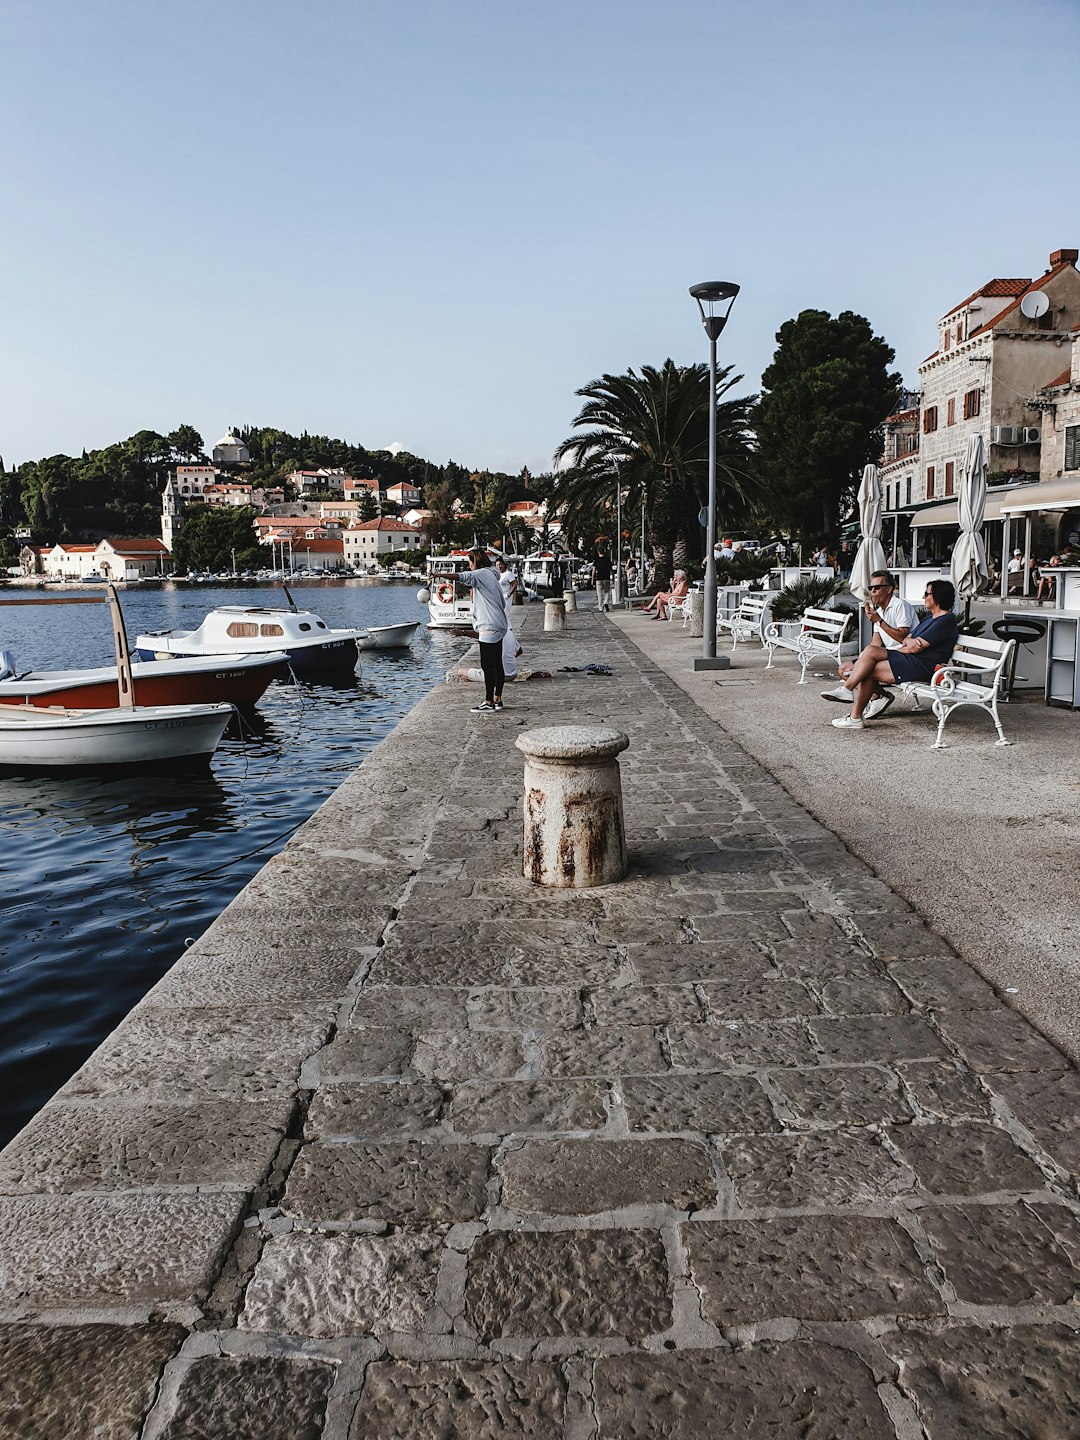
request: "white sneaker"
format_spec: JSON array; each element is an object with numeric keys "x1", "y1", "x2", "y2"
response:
[
  {"x1": 471, "y1": 700, "x2": 497, "y2": 713},
  {"x1": 831, "y1": 715, "x2": 865, "y2": 730},
  {"x1": 863, "y1": 691, "x2": 895, "y2": 721},
  {"x1": 821, "y1": 684, "x2": 852, "y2": 702}
]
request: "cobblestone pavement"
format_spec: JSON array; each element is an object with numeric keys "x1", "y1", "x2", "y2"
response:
[{"x1": 2, "y1": 607, "x2": 1080, "y2": 1437}]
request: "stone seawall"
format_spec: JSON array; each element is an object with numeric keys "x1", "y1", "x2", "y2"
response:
[{"x1": 2, "y1": 607, "x2": 1080, "y2": 1437}]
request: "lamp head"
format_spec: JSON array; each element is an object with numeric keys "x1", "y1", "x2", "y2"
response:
[{"x1": 690, "y1": 280, "x2": 740, "y2": 340}]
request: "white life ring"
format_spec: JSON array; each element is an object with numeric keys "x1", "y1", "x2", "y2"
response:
[{"x1": 435, "y1": 582, "x2": 455, "y2": 605}]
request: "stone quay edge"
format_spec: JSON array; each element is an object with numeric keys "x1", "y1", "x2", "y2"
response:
[{"x1": 1, "y1": 603, "x2": 1079, "y2": 1438}]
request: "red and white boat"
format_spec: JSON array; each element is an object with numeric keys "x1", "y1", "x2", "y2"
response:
[{"x1": 0, "y1": 651, "x2": 288, "y2": 710}]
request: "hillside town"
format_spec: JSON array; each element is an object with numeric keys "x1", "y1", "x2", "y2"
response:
[
  {"x1": 12, "y1": 246, "x2": 1080, "y2": 587},
  {"x1": 14, "y1": 427, "x2": 563, "y2": 581}
]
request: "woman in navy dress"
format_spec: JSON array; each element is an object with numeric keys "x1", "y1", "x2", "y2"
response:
[{"x1": 832, "y1": 579, "x2": 958, "y2": 730}]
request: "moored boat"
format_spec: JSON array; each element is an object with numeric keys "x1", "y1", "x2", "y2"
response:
[
  {"x1": 0, "y1": 651, "x2": 289, "y2": 710},
  {"x1": 134, "y1": 606, "x2": 367, "y2": 673},
  {"x1": 0, "y1": 701, "x2": 233, "y2": 769},
  {"x1": 355, "y1": 620, "x2": 420, "y2": 651}
]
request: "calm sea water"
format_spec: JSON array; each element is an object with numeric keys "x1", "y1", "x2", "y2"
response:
[{"x1": 0, "y1": 580, "x2": 463, "y2": 1146}]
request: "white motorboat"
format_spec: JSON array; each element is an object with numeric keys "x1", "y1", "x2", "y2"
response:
[
  {"x1": 355, "y1": 620, "x2": 421, "y2": 651},
  {"x1": 135, "y1": 606, "x2": 368, "y2": 673},
  {"x1": 0, "y1": 701, "x2": 233, "y2": 768}
]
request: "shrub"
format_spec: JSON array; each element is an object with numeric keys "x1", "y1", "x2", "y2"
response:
[
  {"x1": 767, "y1": 574, "x2": 848, "y2": 623},
  {"x1": 715, "y1": 551, "x2": 774, "y2": 586}
]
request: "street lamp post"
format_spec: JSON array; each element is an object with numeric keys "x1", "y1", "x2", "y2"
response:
[
  {"x1": 689, "y1": 280, "x2": 740, "y2": 671},
  {"x1": 614, "y1": 469, "x2": 623, "y2": 605}
]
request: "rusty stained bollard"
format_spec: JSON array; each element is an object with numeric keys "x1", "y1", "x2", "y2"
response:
[
  {"x1": 543, "y1": 597, "x2": 567, "y2": 632},
  {"x1": 562, "y1": 588, "x2": 578, "y2": 612},
  {"x1": 515, "y1": 725, "x2": 629, "y2": 888}
]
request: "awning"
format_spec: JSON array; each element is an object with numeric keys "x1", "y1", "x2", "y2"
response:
[
  {"x1": 910, "y1": 489, "x2": 1024, "y2": 529},
  {"x1": 999, "y1": 476, "x2": 1080, "y2": 515}
]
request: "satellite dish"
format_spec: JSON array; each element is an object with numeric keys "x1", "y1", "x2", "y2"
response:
[{"x1": 1020, "y1": 291, "x2": 1050, "y2": 320}]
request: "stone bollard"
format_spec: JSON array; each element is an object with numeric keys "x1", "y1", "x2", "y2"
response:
[
  {"x1": 543, "y1": 597, "x2": 567, "y2": 633},
  {"x1": 562, "y1": 588, "x2": 577, "y2": 613},
  {"x1": 515, "y1": 726, "x2": 629, "y2": 888},
  {"x1": 689, "y1": 589, "x2": 704, "y2": 638}
]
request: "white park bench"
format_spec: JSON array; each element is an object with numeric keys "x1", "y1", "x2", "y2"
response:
[
  {"x1": 899, "y1": 634, "x2": 1016, "y2": 749},
  {"x1": 763, "y1": 606, "x2": 854, "y2": 684},
  {"x1": 716, "y1": 591, "x2": 771, "y2": 649}
]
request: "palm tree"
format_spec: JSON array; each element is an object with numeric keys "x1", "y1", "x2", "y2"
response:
[{"x1": 553, "y1": 361, "x2": 757, "y2": 586}]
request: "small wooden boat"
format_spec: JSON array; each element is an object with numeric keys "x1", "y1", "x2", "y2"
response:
[
  {"x1": 0, "y1": 701, "x2": 233, "y2": 768},
  {"x1": 0, "y1": 651, "x2": 288, "y2": 710},
  {"x1": 355, "y1": 621, "x2": 420, "y2": 651},
  {"x1": 0, "y1": 585, "x2": 230, "y2": 768}
]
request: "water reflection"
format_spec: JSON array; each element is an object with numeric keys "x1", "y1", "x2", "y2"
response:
[{"x1": 0, "y1": 581, "x2": 460, "y2": 1145}]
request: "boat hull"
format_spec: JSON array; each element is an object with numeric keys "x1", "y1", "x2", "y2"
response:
[
  {"x1": 0, "y1": 654, "x2": 288, "y2": 710},
  {"x1": 355, "y1": 621, "x2": 420, "y2": 651},
  {"x1": 135, "y1": 636, "x2": 360, "y2": 673},
  {"x1": 0, "y1": 703, "x2": 233, "y2": 768}
]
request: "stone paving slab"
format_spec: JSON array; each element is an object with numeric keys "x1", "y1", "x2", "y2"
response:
[
  {"x1": 5, "y1": 605, "x2": 1080, "y2": 1435},
  {"x1": 0, "y1": 1322, "x2": 187, "y2": 1439}
]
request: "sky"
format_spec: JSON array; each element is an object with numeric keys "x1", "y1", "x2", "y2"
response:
[{"x1": 2, "y1": 0, "x2": 1079, "y2": 476}]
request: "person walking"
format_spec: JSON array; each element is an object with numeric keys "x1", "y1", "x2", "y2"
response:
[
  {"x1": 457, "y1": 549, "x2": 508, "y2": 713},
  {"x1": 593, "y1": 547, "x2": 613, "y2": 611}
]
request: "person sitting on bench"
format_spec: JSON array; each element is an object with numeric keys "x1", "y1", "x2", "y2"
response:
[
  {"x1": 822, "y1": 570, "x2": 914, "y2": 718},
  {"x1": 642, "y1": 571, "x2": 688, "y2": 621},
  {"x1": 830, "y1": 579, "x2": 959, "y2": 731}
]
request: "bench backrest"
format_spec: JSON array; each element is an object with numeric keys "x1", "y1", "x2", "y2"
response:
[
  {"x1": 738, "y1": 593, "x2": 770, "y2": 617},
  {"x1": 945, "y1": 634, "x2": 1013, "y2": 681},
  {"x1": 799, "y1": 606, "x2": 852, "y2": 642}
]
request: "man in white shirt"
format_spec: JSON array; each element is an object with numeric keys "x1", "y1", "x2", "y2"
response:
[
  {"x1": 1007, "y1": 549, "x2": 1025, "y2": 594},
  {"x1": 822, "y1": 571, "x2": 916, "y2": 718}
]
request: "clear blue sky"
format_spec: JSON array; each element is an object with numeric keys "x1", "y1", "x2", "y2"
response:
[{"x1": 2, "y1": 0, "x2": 1078, "y2": 475}]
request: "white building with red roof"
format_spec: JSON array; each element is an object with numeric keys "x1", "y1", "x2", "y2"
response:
[
  {"x1": 914, "y1": 248, "x2": 1080, "y2": 511},
  {"x1": 343, "y1": 516, "x2": 423, "y2": 570},
  {"x1": 286, "y1": 536, "x2": 346, "y2": 573},
  {"x1": 37, "y1": 538, "x2": 170, "y2": 581}
]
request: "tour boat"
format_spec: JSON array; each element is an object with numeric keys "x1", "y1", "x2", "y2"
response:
[
  {"x1": 0, "y1": 650, "x2": 289, "y2": 710},
  {"x1": 0, "y1": 701, "x2": 233, "y2": 769},
  {"x1": 424, "y1": 553, "x2": 476, "y2": 629},
  {"x1": 134, "y1": 606, "x2": 369, "y2": 673}
]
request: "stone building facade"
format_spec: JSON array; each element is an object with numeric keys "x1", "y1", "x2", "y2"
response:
[{"x1": 912, "y1": 248, "x2": 1080, "y2": 511}]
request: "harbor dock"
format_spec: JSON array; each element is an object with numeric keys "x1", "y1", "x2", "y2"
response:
[{"x1": 2, "y1": 603, "x2": 1079, "y2": 1437}]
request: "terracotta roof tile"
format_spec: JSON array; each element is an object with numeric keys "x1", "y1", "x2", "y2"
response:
[
  {"x1": 105, "y1": 538, "x2": 168, "y2": 552},
  {"x1": 1043, "y1": 368, "x2": 1072, "y2": 390},
  {"x1": 948, "y1": 278, "x2": 1030, "y2": 315},
  {"x1": 349, "y1": 517, "x2": 419, "y2": 532},
  {"x1": 967, "y1": 260, "x2": 1075, "y2": 339}
]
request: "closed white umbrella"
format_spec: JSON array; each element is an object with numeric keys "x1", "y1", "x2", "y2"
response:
[
  {"x1": 951, "y1": 433, "x2": 988, "y2": 609},
  {"x1": 848, "y1": 464, "x2": 887, "y2": 603}
]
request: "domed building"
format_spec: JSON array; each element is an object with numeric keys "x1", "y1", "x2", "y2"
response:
[{"x1": 212, "y1": 431, "x2": 250, "y2": 466}]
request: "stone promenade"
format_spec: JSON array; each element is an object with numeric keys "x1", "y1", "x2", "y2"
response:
[{"x1": 2, "y1": 606, "x2": 1080, "y2": 1437}]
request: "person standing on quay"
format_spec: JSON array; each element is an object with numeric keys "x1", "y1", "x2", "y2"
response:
[
  {"x1": 457, "y1": 549, "x2": 508, "y2": 713},
  {"x1": 593, "y1": 547, "x2": 613, "y2": 611},
  {"x1": 495, "y1": 557, "x2": 521, "y2": 681}
]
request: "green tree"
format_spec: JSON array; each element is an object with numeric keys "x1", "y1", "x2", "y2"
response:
[
  {"x1": 752, "y1": 310, "x2": 900, "y2": 544},
  {"x1": 172, "y1": 506, "x2": 263, "y2": 572},
  {"x1": 167, "y1": 425, "x2": 204, "y2": 460},
  {"x1": 553, "y1": 360, "x2": 758, "y2": 584},
  {"x1": 354, "y1": 487, "x2": 379, "y2": 522}
]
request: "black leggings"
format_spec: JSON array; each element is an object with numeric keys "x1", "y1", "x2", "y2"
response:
[{"x1": 479, "y1": 640, "x2": 505, "y2": 703}]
